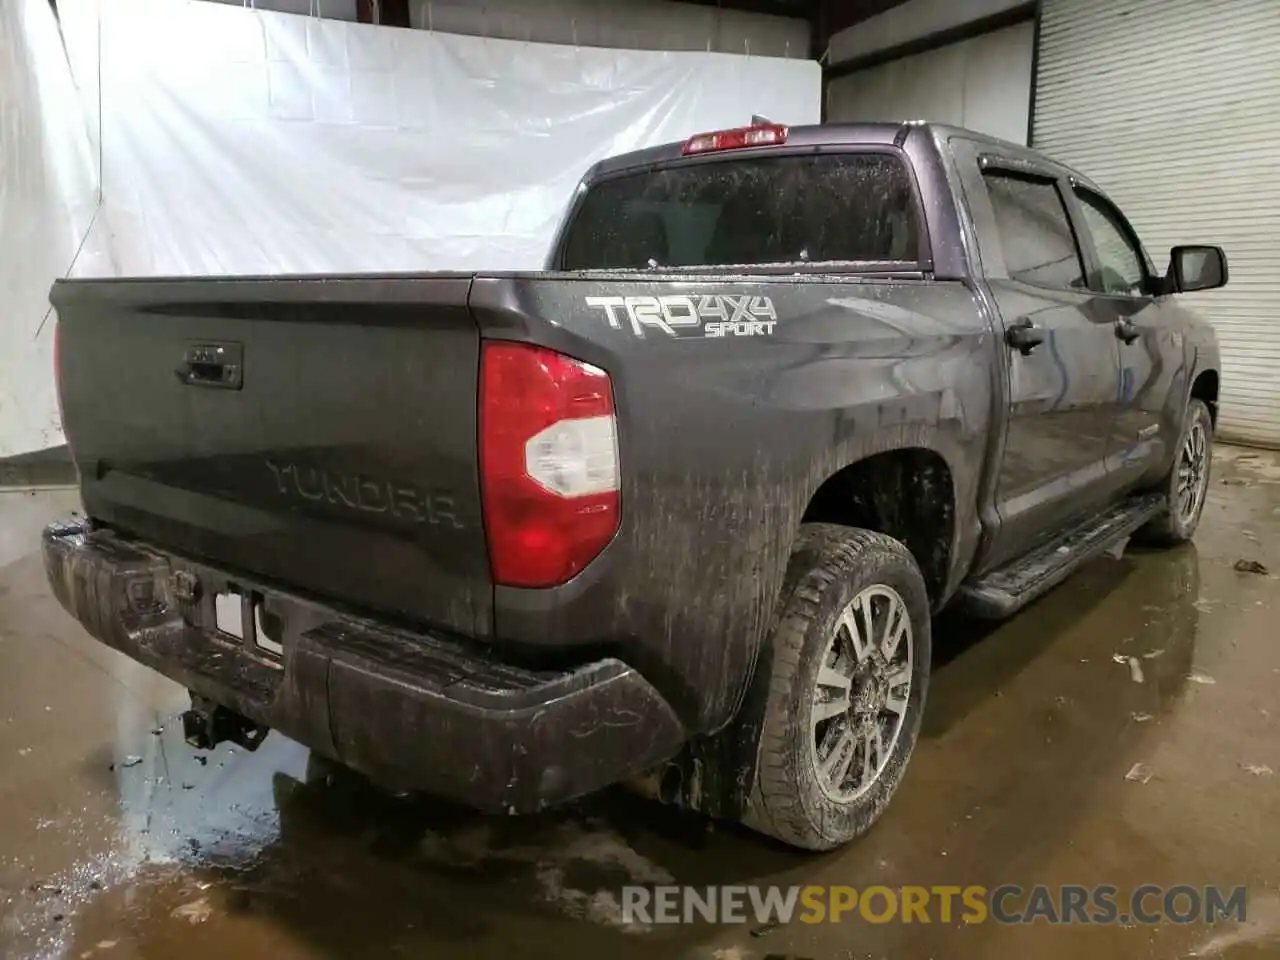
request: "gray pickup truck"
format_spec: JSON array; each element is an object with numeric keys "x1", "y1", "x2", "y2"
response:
[{"x1": 45, "y1": 121, "x2": 1226, "y2": 851}]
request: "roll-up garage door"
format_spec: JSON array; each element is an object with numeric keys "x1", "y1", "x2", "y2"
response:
[{"x1": 1034, "y1": 0, "x2": 1280, "y2": 446}]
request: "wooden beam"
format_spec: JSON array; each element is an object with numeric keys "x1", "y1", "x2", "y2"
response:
[
  {"x1": 671, "y1": 0, "x2": 813, "y2": 18},
  {"x1": 826, "y1": 0, "x2": 912, "y2": 37},
  {"x1": 356, "y1": 0, "x2": 410, "y2": 27}
]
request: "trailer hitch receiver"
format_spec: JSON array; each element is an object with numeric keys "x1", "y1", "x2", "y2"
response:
[{"x1": 182, "y1": 694, "x2": 270, "y2": 752}]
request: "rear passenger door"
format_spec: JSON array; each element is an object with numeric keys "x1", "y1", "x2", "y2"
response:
[
  {"x1": 1068, "y1": 184, "x2": 1183, "y2": 493},
  {"x1": 954, "y1": 143, "x2": 1124, "y2": 570}
]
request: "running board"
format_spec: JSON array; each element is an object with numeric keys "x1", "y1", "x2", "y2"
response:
[{"x1": 957, "y1": 492, "x2": 1166, "y2": 619}]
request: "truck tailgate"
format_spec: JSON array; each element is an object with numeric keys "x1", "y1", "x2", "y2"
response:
[{"x1": 51, "y1": 275, "x2": 492, "y2": 637}]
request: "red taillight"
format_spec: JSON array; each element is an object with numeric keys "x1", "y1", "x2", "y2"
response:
[
  {"x1": 479, "y1": 342, "x2": 620, "y2": 588},
  {"x1": 682, "y1": 123, "x2": 788, "y2": 156}
]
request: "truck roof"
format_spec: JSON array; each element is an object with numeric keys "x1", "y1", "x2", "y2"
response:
[{"x1": 586, "y1": 120, "x2": 1101, "y2": 192}]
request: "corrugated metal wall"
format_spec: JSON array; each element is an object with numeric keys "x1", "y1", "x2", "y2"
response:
[
  {"x1": 827, "y1": 19, "x2": 1034, "y2": 145},
  {"x1": 206, "y1": 0, "x2": 360, "y2": 20},
  {"x1": 1034, "y1": 0, "x2": 1280, "y2": 446},
  {"x1": 409, "y1": 0, "x2": 808, "y2": 57},
  {"x1": 827, "y1": 0, "x2": 1028, "y2": 64},
  {"x1": 204, "y1": 0, "x2": 810, "y2": 57}
]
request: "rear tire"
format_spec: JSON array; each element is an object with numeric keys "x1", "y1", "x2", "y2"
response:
[
  {"x1": 742, "y1": 525, "x2": 931, "y2": 851},
  {"x1": 1135, "y1": 399, "x2": 1213, "y2": 546}
]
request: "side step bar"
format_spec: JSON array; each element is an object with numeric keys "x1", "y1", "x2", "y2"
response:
[{"x1": 957, "y1": 493, "x2": 1166, "y2": 619}]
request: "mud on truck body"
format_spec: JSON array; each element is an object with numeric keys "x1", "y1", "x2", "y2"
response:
[{"x1": 45, "y1": 121, "x2": 1225, "y2": 849}]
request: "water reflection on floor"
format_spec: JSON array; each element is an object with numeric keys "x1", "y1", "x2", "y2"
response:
[{"x1": 2, "y1": 447, "x2": 1279, "y2": 959}]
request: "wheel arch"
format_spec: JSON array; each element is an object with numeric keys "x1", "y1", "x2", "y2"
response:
[
  {"x1": 1190, "y1": 368, "x2": 1219, "y2": 426},
  {"x1": 800, "y1": 447, "x2": 957, "y2": 607}
]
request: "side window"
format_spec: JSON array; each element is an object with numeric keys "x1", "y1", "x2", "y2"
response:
[
  {"x1": 1073, "y1": 188, "x2": 1148, "y2": 296},
  {"x1": 982, "y1": 170, "x2": 1086, "y2": 290}
]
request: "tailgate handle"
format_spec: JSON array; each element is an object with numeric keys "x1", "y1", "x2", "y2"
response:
[{"x1": 177, "y1": 342, "x2": 243, "y2": 390}]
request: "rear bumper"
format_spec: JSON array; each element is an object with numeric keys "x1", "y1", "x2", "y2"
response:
[{"x1": 42, "y1": 518, "x2": 685, "y2": 813}]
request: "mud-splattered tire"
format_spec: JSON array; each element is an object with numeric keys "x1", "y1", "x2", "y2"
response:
[
  {"x1": 1135, "y1": 399, "x2": 1214, "y2": 547},
  {"x1": 742, "y1": 524, "x2": 931, "y2": 851}
]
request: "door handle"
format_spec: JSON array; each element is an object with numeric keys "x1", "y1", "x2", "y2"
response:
[
  {"x1": 1115, "y1": 319, "x2": 1141, "y2": 345},
  {"x1": 176, "y1": 342, "x2": 243, "y2": 390},
  {"x1": 1005, "y1": 318, "x2": 1045, "y2": 356}
]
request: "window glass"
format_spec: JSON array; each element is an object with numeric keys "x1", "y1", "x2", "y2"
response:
[
  {"x1": 1074, "y1": 188, "x2": 1148, "y2": 296},
  {"x1": 982, "y1": 171, "x2": 1086, "y2": 290},
  {"x1": 561, "y1": 153, "x2": 920, "y2": 269}
]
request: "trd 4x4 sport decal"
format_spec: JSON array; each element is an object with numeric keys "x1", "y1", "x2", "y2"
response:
[{"x1": 585, "y1": 295, "x2": 777, "y2": 339}]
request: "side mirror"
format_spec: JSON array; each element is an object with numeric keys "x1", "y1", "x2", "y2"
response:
[{"x1": 1168, "y1": 245, "x2": 1227, "y2": 293}]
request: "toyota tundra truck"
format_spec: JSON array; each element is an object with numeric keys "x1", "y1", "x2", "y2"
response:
[{"x1": 44, "y1": 122, "x2": 1226, "y2": 850}]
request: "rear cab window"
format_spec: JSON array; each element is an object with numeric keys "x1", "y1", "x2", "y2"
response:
[{"x1": 558, "y1": 153, "x2": 923, "y2": 271}]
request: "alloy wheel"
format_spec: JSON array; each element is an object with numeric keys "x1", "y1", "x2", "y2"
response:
[
  {"x1": 810, "y1": 584, "x2": 913, "y2": 802},
  {"x1": 1176, "y1": 418, "x2": 1209, "y2": 526}
]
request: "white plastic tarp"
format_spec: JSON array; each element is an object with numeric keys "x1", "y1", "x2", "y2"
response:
[
  {"x1": 2, "y1": 0, "x2": 817, "y2": 455},
  {"x1": 0, "y1": 0, "x2": 109, "y2": 458},
  {"x1": 65, "y1": 0, "x2": 821, "y2": 275}
]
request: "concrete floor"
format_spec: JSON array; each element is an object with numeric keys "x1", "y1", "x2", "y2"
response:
[{"x1": 1, "y1": 448, "x2": 1279, "y2": 960}]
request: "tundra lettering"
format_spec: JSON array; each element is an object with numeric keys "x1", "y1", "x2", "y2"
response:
[{"x1": 265, "y1": 459, "x2": 464, "y2": 529}]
